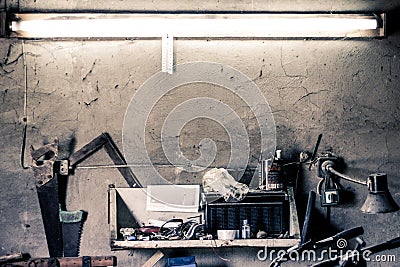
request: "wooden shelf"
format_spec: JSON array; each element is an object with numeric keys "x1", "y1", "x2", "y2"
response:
[
  {"x1": 109, "y1": 187, "x2": 300, "y2": 249},
  {"x1": 111, "y1": 238, "x2": 299, "y2": 249}
]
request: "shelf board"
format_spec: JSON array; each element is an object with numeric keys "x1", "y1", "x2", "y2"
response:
[{"x1": 111, "y1": 238, "x2": 300, "y2": 249}]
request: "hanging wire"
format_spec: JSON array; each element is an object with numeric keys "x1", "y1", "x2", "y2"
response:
[
  {"x1": 210, "y1": 239, "x2": 231, "y2": 262},
  {"x1": 15, "y1": 41, "x2": 264, "y2": 174},
  {"x1": 20, "y1": 40, "x2": 30, "y2": 169}
]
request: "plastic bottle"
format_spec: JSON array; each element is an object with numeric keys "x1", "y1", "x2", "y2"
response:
[{"x1": 241, "y1": 219, "x2": 251, "y2": 239}]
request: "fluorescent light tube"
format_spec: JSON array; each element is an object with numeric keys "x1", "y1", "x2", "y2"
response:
[{"x1": 10, "y1": 13, "x2": 384, "y2": 38}]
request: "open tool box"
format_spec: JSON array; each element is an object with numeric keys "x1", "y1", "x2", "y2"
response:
[
  {"x1": 204, "y1": 190, "x2": 290, "y2": 238},
  {"x1": 108, "y1": 187, "x2": 300, "y2": 249}
]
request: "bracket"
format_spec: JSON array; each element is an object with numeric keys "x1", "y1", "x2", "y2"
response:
[
  {"x1": 315, "y1": 154, "x2": 341, "y2": 207},
  {"x1": 162, "y1": 34, "x2": 174, "y2": 74}
]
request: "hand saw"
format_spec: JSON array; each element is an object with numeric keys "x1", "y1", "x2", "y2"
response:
[{"x1": 30, "y1": 133, "x2": 141, "y2": 257}]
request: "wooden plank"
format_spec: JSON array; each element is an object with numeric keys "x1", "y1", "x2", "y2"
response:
[
  {"x1": 141, "y1": 250, "x2": 164, "y2": 267},
  {"x1": 69, "y1": 133, "x2": 141, "y2": 187},
  {"x1": 0, "y1": 252, "x2": 24, "y2": 263},
  {"x1": 109, "y1": 187, "x2": 118, "y2": 241},
  {"x1": 111, "y1": 238, "x2": 300, "y2": 249},
  {"x1": 69, "y1": 134, "x2": 108, "y2": 167},
  {"x1": 6, "y1": 256, "x2": 117, "y2": 267},
  {"x1": 102, "y1": 133, "x2": 141, "y2": 188},
  {"x1": 288, "y1": 187, "x2": 301, "y2": 239}
]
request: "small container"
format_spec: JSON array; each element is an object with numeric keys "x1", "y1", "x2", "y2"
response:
[
  {"x1": 241, "y1": 219, "x2": 251, "y2": 239},
  {"x1": 217, "y1": 230, "x2": 237, "y2": 240}
]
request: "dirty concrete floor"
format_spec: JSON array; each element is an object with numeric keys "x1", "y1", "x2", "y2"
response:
[{"x1": 1, "y1": 1, "x2": 400, "y2": 266}]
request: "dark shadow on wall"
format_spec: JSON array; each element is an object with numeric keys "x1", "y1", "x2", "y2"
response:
[{"x1": 386, "y1": 9, "x2": 400, "y2": 35}]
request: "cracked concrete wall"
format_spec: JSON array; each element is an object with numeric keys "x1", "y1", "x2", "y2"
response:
[{"x1": 1, "y1": 4, "x2": 400, "y2": 267}]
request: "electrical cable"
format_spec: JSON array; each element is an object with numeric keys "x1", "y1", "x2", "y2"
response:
[
  {"x1": 20, "y1": 40, "x2": 30, "y2": 170},
  {"x1": 210, "y1": 239, "x2": 231, "y2": 262}
]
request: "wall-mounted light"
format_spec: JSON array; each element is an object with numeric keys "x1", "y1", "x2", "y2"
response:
[
  {"x1": 2, "y1": 12, "x2": 385, "y2": 74},
  {"x1": 360, "y1": 173, "x2": 400, "y2": 214},
  {"x1": 324, "y1": 164, "x2": 399, "y2": 214},
  {"x1": 8, "y1": 13, "x2": 385, "y2": 39},
  {"x1": 0, "y1": 12, "x2": 387, "y2": 73}
]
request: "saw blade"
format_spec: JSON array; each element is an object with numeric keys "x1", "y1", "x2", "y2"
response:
[
  {"x1": 60, "y1": 210, "x2": 85, "y2": 257},
  {"x1": 62, "y1": 221, "x2": 83, "y2": 257},
  {"x1": 36, "y1": 177, "x2": 63, "y2": 257}
]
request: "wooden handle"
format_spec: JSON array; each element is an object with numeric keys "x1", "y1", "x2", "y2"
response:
[
  {"x1": 2, "y1": 256, "x2": 117, "y2": 267},
  {"x1": 0, "y1": 253, "x2": 24, "y2": 263}
]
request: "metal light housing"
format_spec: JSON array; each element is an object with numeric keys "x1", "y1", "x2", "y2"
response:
[
  {"x1": 1, "y1": 13, "x2": 386, "y2": 39},
  {"x1": 360, "y1": 173, "x2": 399, "y2": 214}
]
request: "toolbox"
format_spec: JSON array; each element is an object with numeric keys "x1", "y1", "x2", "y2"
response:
[{"x1": 204, "y1": 190, "x2": 290, "y2": 238}]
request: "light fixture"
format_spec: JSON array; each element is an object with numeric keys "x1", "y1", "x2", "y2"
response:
[
  {"x1": 360, "y1": 173, "x2": 400, "y2": 214},
  {"x1": 324, "y1": 164, "x2": 399, "y2": 214},
  {"x1": 7, "y1": 13, "x2": 385, "y2": 39},
  {"x1": 2, "y1": 12, "x2": 385, "y2": 74}
]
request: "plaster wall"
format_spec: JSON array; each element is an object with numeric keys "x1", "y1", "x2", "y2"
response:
[{"x1": 1, "y1": 2, "x2": 400, "y2": 266}]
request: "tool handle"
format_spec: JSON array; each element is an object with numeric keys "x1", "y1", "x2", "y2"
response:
[
  {"x1": 0, "y1": 253, "x2": 24, "y2": 263},
  {"x1": 2, "y1": 256, "x2": 117, "y2": 267},
  {"x1": 334, "y1": 226, "x2": 364, "y2": 240},
  {"x1": 363, "y1": 236, "x2": 400, "y2": 254},
  {"x1": 314, "y1": 226, "x2": 364, "y2": 249},
  {"x1": 309, "y1": 134, "x2": 323, "y2": 170},
  {"x1": 311, "y1": 134, "x2": 323, "y2": 161},
  {"x1": 69, "y1": 134, "x2": 108, "y2": 167},
  {"x1": 387, "y1": 236, "x2": 400, "y2": 249},
  {"x1": 301, "y1": 191, "x2": 316, "y2": 245}
]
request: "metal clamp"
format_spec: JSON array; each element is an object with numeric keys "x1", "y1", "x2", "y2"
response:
[{"x1": 82, "y1": 256, "x2": 91, "y2": 267}]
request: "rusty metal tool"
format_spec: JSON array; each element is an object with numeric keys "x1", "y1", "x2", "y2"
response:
[
  {"x1": 0, "y1": 253, "x2": 27, "y2": 265},
  {"x1": 68, "y1": 132, "x2": 141, "y2": 188},
  {"x1": 1, "y1": 255, "x2": 117, "y2": 267},
  {"x1": 31, "y1": 140, "x2": 65, "y2": 257},
  {"x1": 30, "y1": 132, "x2": 141, "y2": 257}
]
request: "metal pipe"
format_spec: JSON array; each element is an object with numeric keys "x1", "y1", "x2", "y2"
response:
[
  {"x1": 76, "y1": 163, "x2": 256, "y2": 171},
  {"x1": 327, "y1": 166, "x2": 367, "y2": 186}
]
